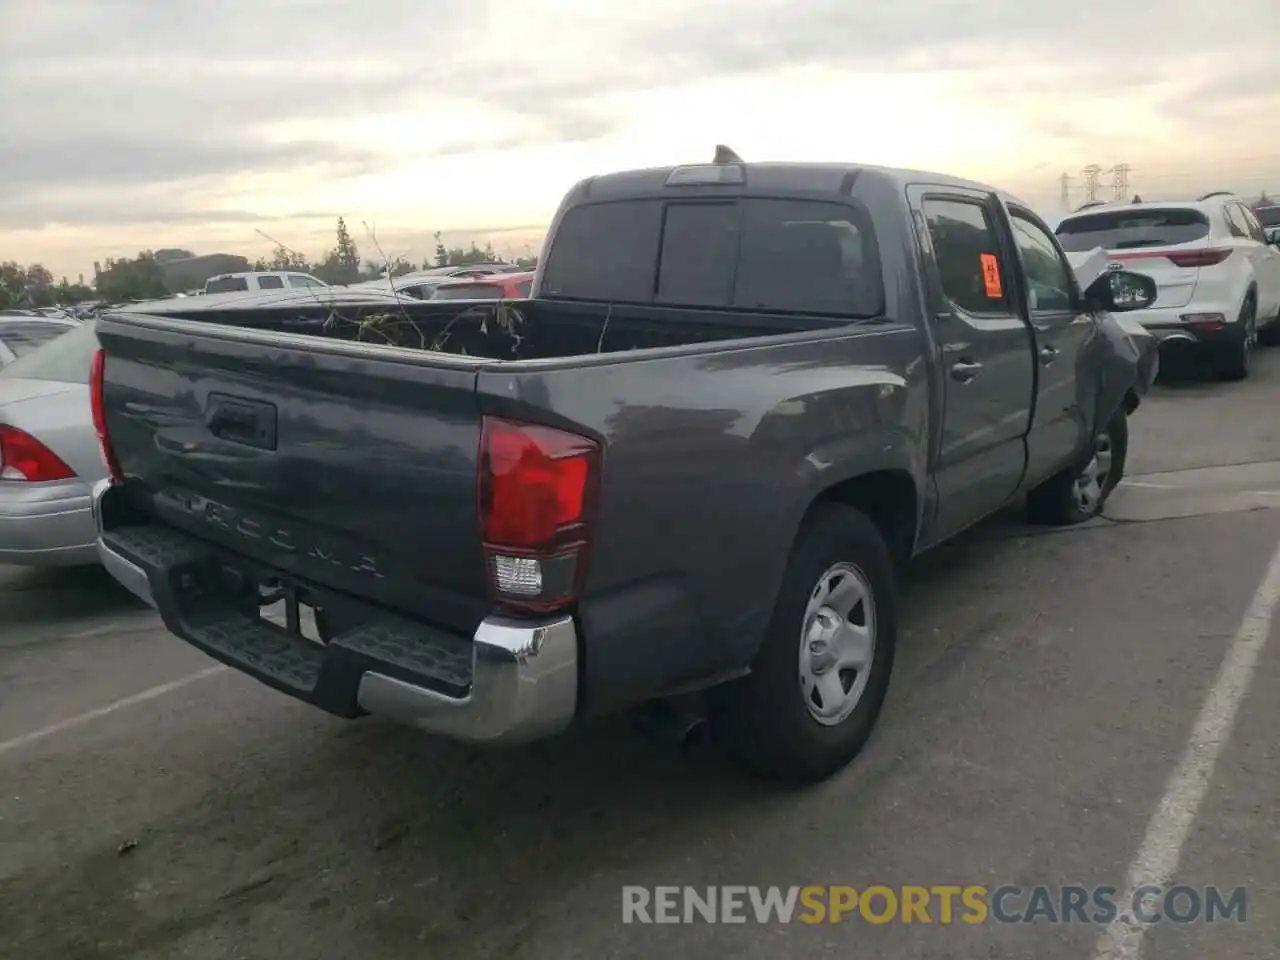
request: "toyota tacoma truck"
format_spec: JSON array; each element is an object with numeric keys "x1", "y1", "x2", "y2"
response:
[{"x1": 88, "y1": 156, "x2": 1160, "y2": 783}]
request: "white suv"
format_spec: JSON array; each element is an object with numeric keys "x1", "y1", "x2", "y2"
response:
[{"x1": 1056, "y1": 197, "x2": 1280, "y2": 380}]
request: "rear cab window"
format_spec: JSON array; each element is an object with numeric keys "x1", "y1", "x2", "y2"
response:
[
  {"x1": 1055, "y1": 208, "x2": 1211, "y2": 252},
  {"x1": 0, "y1": 319, "x2": 97, "y2": 382},
  {"x1": 540, "y1": 196, "x2": 883, "y2": 317}
]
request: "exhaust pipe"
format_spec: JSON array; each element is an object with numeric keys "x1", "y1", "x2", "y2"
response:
[{"x1": 630, "y1": 698, "x2": 707, "y2": 752}]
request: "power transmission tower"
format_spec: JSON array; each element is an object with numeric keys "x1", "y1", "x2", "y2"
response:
[
  {"x1": 1082, "y1": 165, "x2": 1103, "y2": 204},
  {"x1": 1060, "y1": 172, "x2": 1073, "y2": 208},
  {"x1": 1112, "y1": 163, "x2": 1131, "y2": 201}
]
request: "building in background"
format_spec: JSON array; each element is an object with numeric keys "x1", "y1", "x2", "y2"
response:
[{"x1": 156, "y1": 253, "x2": 251, "y2": 293}]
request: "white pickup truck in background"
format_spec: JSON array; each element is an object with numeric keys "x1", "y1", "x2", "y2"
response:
[{"x1": 203, "y1": 271, "x2": 328, "y2": 295}]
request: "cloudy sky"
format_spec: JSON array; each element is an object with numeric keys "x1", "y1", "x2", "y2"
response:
[{"x1": 2, "y1": 0, "x2": 1277, "y2": 279}]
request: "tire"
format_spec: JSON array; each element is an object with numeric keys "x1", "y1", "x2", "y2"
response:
[
  {"x1": 709, "y1": 503, "x2": 897, "y2": 784},
  {"x1": 1026, "y1": 408, "x2": 1129, "y2": 526},
  {"x1": 1218, "y1": 297, "x2": 1256, "y2": 381},
  {"x1": 1257, "y1": 311, "x2": 1280, "y2": 347}
]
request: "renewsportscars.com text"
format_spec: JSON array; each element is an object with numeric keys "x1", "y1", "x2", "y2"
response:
[{"x1": 621, "y1": 885, "x2": 1248, "y2": 926}]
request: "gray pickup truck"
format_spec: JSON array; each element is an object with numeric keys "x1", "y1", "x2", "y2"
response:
[{"x1": 89, "y1": 157, "x2": 1159, "y2": 782}]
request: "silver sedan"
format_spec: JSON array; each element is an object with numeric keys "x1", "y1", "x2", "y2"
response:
[{"x1": 0, "y1": 319, "x2": 104, "y2": 566}]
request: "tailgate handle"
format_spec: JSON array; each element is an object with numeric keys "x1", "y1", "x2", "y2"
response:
[{"x1": 206, "y1": 394, "x2": 278, "y2": 450}]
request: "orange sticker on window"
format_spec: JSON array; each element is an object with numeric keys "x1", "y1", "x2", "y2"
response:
[{"x1": 980, "y1": 253, "x2": 1003, "y2": 299}]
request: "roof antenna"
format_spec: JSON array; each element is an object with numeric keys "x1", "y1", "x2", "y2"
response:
[{"x1": 713, "y1": 144, "x2": 744, "y2": 164}]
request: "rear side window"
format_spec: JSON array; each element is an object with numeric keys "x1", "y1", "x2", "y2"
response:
[
  {"x1": 921, "y1": 198, "x2": 1011, "y2": 316},
  {"x1": 1256, "y1": 206, "x2": 1280, "y2": 229},
  {"x1": 205, "y1": 276, "x2": 250, "y2": 293},
  {"x1": 0, "y1": 321, "x2": 75, "y2": 360},
  {"x1": 542, "y1": 197, "x2": 882, "y2": 317},
  {"x1": 1235, "y1": 205, "x2": 1267, "y2": 244},
  {"x1": 0, "y1": 319, "x2": 96, "y2": 382},
  {"x1": 1055, "y1": 208, "x2": 1211, "y2": 252},
  {"x1": 431, "y1": 283, "x2": 505, "y2": 301},
  {"x1": 257, "y1": 275, "x2": 284, "y2": 289}
]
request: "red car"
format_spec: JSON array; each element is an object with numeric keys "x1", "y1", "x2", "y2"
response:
[{"x1": 429, "y1": 271, "x2": 535, "y2": 301}]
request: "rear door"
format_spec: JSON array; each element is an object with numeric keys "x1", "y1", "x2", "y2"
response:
[
  {"x1": 1234, "y1": 203, "x2": 1280, "y2": 320},
  {"x1": 1003, "y1": 203, "x2": 1097, "y2": 484},
  {"x1": 909, "y1": 186, "x2": 1035, "y2": 540},
  {"x1": 1055, "y1": 207, "x2": 1216, "y2": 311}
]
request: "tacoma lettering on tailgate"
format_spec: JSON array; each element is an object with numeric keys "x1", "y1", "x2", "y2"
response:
[{"x1": 154, "y1": 488, "x2": 386, "y2": 580}]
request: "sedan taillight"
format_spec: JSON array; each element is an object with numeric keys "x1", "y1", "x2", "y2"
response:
[{"x1": 0, "y1": 425, "x2": 76, "y2": 482}]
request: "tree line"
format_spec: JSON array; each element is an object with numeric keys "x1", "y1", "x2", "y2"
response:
[
  {"x1": 250, "y1": 218, "x2": 536, "y2": 284},
  {"x1": 1, "y1": 217, "x2": 539, "y2": 308}
]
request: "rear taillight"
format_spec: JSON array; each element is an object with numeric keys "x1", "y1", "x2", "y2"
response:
[
  {"x1": 0, "y1": 425, "x2": 76, "y2": 482},
  {"x1": 1167, "y1": 248, "x2": 1232, "y2": 268},
  {"x1": 1109, "y1": 247, "x2": 1232, "y2": 268},
  {"x1": 89, "y1": 348, "x2": 124, "y2": 484},
  {"x1": 478, "y1": 416, "x2": 601, "y2": 612}
]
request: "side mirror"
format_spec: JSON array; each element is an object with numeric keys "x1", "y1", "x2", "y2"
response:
[{"x1": 1085, "y1": 269, "x2": 1158, "y2": 313}]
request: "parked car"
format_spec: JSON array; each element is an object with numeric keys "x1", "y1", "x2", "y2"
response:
[
  {"x1": 0, "y1": 318, "x2": 103, "y2": 566},
  {"x1": 429, "y1": 271, "x2": 535, "y2": 301},
  {"x1": 1055, "y1": 196, "x2": 1280, "y2": 380},
  {"x1": 90, "y1": 156, "x2": 1159, "y2": 782},
  {"x1": 0, "y1": 314, "x2": 78, "y2": 368},
  {"x1": 203, "y1": 271, "x2": 328, "y2": 295}
]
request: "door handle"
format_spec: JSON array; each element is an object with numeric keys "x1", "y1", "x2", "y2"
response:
[
  {"x1": 950, "y1": 359, "x2": 983, "y2": 382},
  {"x1": 1040, "y1": 345, "x2": 1060, "y2": 364}
]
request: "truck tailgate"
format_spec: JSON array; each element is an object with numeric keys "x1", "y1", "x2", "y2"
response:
[{"x1": 96, "y1": 313, "x2": 492, "y2": 634}]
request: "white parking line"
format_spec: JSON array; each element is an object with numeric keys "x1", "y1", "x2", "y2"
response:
[
  {"x1": 1092, "y1": 537, "x2": 1280, "y2": 960},
  {"x1": 0, "y1": 665, "x2": 227, "y2": 758}
]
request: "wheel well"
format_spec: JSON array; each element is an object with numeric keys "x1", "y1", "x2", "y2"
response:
[{"x1": 812, "y1": 470, "x2": 918, "y2": 569}]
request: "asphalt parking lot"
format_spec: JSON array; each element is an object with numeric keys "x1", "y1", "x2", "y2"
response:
[{"x1": 4, "y1": 350, "x2": 1280, "y2": 960}]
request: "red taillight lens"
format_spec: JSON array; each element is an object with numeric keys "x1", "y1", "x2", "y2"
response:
[
  {"x1": 478, "y1": 416, "x2": 600, "y2": 611},
  {"x1": 1167, "y1": 248, "x2": 1232, "y2": 268},
  {"x1": 89, "y1": 348, "x2": 124, "y2": 484},
  {"x1": 1109, "y1": 247, "x2": 1232, "y2": 269},
  {"x1": 0, "y1": 425, "x2": 76, "y2": 482}
]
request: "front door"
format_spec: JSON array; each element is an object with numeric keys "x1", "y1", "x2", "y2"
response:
[
  {"x1": 1003, "y1": 203, "x2": 1098, "y2": 487},
  {"x1": 910, "y1": 187, "x2": 1036, "y2": 543}
]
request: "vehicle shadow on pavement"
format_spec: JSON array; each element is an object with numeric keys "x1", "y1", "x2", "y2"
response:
[{"x1": 0, "y1": 564, "x2": 151, "y2": 637}]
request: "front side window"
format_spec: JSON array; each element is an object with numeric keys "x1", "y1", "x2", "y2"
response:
[{"x1": 1009, "y1": 211, "x2": 1075, "y2": 313}]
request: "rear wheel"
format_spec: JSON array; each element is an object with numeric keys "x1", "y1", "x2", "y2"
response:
[
  {"x1": 710, "y1": 503, "x2": 896, "y2": 783},
  {"x1": 1026, "y1": 408, "x2": 1128, "y2": 525},
  {"x1": 1218, "y1": 297, "x2": 1256, "y2": 381}
]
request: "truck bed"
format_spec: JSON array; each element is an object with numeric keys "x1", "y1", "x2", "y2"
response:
[{"x1": 119, "y1": 295, "x2": 852, "y2": 361}]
